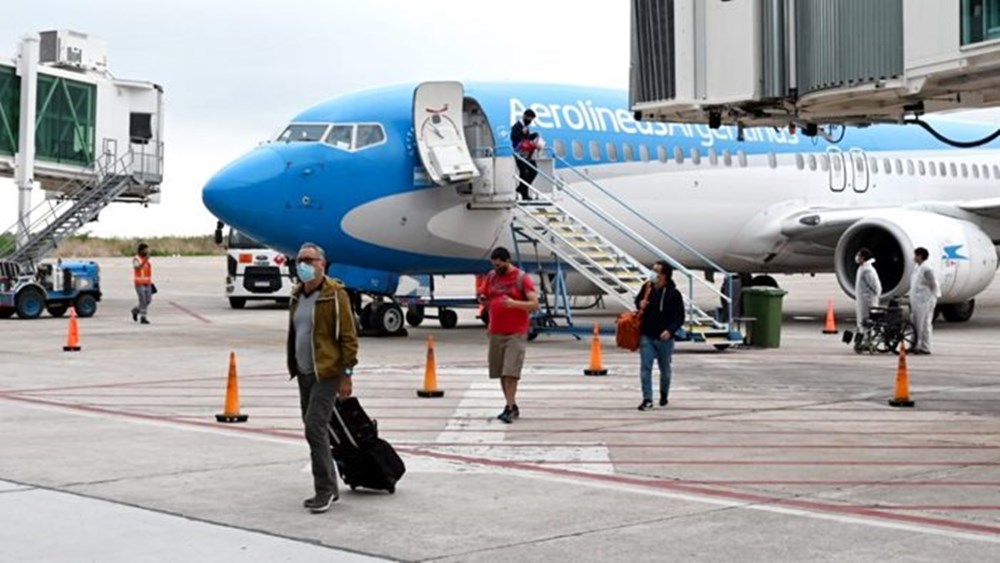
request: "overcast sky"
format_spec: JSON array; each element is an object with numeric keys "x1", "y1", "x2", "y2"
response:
[{"x1": 0, "y1": 0, "x2": 631, "y2": 237}]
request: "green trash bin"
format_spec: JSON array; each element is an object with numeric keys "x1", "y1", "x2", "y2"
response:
[{"x1": 741, "y1": 286, "x2": 788, "y2": 348}]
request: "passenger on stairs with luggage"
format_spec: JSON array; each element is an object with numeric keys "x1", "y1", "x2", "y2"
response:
[{"x1": 287, "y1": 242, "x2": 359, "y2": 514}]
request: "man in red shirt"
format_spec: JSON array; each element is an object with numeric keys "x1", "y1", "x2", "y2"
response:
[{"x1": 479, "y1": 247, "x2": 539, "y2": 424}]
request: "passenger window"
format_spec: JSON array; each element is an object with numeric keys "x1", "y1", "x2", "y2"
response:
[
  {"x1": 807, "y1": 154, "x2": 816, "y2": 171},
  {"x1": 994, "y1": 165, "x2": 1000, "y2": 178},
  {"x1": 324, "y1": 125, "x2": 354, "y2": 149},
  {"x1": 906, "y1": 160, "x2": 914, "y2": 175},
  {"x1": 950, "y1": 162, "x2": 958, "y2": 177},
  {"x1": 883, "y1": 158, "x2": 892, "y2": 173},
  {"x1": 657, "y1": 146, "x2": 668, "y2": 162},
  {"x1": 983, "y1": 164, "x2": 991, "y2": 179},
  {"x1": 355, "y1": 124, "x2": 385, "y2": 149},
  {"x1": 918, "y1": 161, "x2": 926, "y2": 176},
  {"x1": 709, "y1": 148, "x2": 719, "y2": 166},
  {"x1": 820, "y1": 154, "x2": 829, "y2": 172},
  {"x1": 940, "y1": 162, "x2": 947, "y2": 176},
  {"x1": 606, "y1": 143, "x2": 618, "y2": 161},
  {"x1": 553, "y1": 139, "x2": 566, "y2": 158},
  {"x1": 690, "y1": 148, "x2": 701, "y2": 165},
  {"x1": 724, "y1": 149, "x2": 733, "y2": 166},
  {"x1": 572, "y1": 140, "x2": 584, "y2": 160},
  {"x1": 279, "y1": 123, "x2": 330, "y2": 143},
  {"x1": 794, "y1": 153, "x2": 804, "y2": 170},
  {"x1": 869, "y1": 158, "x2": 879, "y2": 174},
  {"x1": 894, "y1": 159, "x2": 903, "y2": 175},
  {"x1": 738, "y1": 150, "x2": 747, "y2": 167},
  {"x1": 972, "y1": 163, "x2": 980, "y2": 179},
  {"x1": 929, "y1": 163, "x2": 936, "y2": 176},
  {"x1": 961, "y1": 163, "x2": 968, "y2": 177},
  {"x1": 623, "y1": 143, "x2": 634, "y2": 162},
  {"x1": 768, "y1": 152, "x2": 777, "y2": 168},
  {"x1": 674, "y1": 147, "x2": 685, "y2": 164},
  {"x1": 589, "y1": 141, "x2": 600, "y2": 161},
  {"x1": 639, "y1": 144, "x2": 650, "y2": 162}
]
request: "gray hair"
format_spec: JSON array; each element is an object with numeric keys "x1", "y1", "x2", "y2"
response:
[{"x1": 297, "y1": 242, "x2": 326, "y2": 261}]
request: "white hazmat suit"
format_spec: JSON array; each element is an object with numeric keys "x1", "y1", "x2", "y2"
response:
[
  {"x1": 910, "y1": 261, "x2": 940, "y2": 353},
  {"x1": 855, "y1": 258, "x2": 882, "y2": 331}
]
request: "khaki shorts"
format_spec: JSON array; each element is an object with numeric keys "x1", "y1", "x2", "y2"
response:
[{"x1": 488, "y1": 333, "x2": 527, "y2": 379}]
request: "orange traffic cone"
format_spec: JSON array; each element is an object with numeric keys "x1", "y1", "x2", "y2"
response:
[
  {"x1": 417, "y1": 336, "x2": 445, "y2": 397},
  {"x1": 63, "y1": 307, "x2": 81, "y2": 352},
  {"x1": 888, "y1": 342, "x2": 915, "y2": 407},
  {"x1": 584, "y1": 323, "x2": 608, "y2": 376},
  {"x1": 822, "y1": 299, "x2": 838, "y2": 334},
  {"x1": 216, "y1": 351, "x2": 249, "y2": 422}
]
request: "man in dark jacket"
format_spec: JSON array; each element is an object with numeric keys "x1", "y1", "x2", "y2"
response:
[
  {"x1": 287, "y1": 242, "x2": 358, "y2": 513},
  {"x1": 634, "y1": 261, "x2": 685, "y2": 411},
  {"x1": 510, "y1": 109, "x2": 538, "y2": 200}
]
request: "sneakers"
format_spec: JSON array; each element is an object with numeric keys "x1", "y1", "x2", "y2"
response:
[
  {"x1": 637, "y1": 399, "x2": 654, "y2": 411},
  {"x1": 131, "y1": 308, "x2": 138, "y2": 322},
  {"x1": 497, "y1": 405, "x2": 519, "y2": 424},
  {"x1": 308, "y1": 490, "x2": 338, "y2": 513},
  {"x1": 659, "y1": 393, "x2": 669, "y2": 407}
]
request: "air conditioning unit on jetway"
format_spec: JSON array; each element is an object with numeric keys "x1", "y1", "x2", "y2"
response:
[{"x1": 630, "y1": 0, "x2": 1000, "y2": 130}]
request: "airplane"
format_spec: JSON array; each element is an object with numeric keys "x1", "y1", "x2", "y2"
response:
[{"x1": 202, "y1": 81, "x2": 1000, "y2": 336}]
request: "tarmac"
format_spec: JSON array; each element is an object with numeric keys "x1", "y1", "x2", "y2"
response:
[{"x1": 1, "y1": 256, "x2": 999, "y2": 562}]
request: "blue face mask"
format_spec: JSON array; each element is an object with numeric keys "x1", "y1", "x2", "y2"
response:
[
  {"x1": 297, "y1": 262, "x2": 317, "y2": 283},
  {"x1": 648, "y1": 270, "x2": 659, "y2": 283}
]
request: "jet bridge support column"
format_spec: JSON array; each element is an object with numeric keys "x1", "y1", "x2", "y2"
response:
[{"x1": 14, "y1": 34, "x2": 39, "y2": 249}]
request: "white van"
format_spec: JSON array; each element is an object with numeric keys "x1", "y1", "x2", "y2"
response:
[{"x1": 220, "y1": 227, "x2": 296, "y2": 309}]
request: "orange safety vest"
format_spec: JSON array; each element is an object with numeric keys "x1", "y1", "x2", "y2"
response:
[{"x1": 133, "y1": 255, "x2": 152, "y2": 286}]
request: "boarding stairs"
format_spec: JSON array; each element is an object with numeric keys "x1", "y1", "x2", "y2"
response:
[
  {"x1": 507, "y1": 151, "x2": 739, "y2": 344},
  {"x1": 0, "y1": 146, "x2": 150, "y2": 275}
]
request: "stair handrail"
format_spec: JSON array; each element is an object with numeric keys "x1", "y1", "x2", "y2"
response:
[{"x1": 505, "y1": 148, "x2": 734, "y2": 323}]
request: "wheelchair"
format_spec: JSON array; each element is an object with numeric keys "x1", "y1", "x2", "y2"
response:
[{"x1": 843, "y1": 300, "x2": 916, "y2": 354}]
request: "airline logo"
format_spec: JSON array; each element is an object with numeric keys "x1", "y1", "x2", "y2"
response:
[
  {"x1": 942, "y1": 244, "x2": 968, "y2": 261},
  {"x1": 509, "y1": 98, "x2": 800, "y2": 148}
]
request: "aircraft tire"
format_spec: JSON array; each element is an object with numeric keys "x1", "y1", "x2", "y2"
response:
[
  {"x1": 940, "y1": 300, "x2": 975, "y2": 323},
  {"x1": 375, "y1": 302, "x2": 405, "y2": 334}
]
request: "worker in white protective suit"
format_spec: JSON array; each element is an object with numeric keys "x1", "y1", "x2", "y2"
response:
[
  {"x1": 909, "y1": 247, "x2": 940, "y2": 355},
  {"x1": 854, "y1": 248, "x2": 882, "y2": 335}
]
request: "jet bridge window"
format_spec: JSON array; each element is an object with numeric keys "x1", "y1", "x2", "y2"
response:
[
  {"x1": 355, "y1": 124, "x2": 386, "y2": 149},
  {"x1": 278, "y1": 124, "x2": 329, "y2": 143}
]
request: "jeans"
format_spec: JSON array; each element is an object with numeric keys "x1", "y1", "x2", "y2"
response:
[
  {"x1": 296, "y1": 373, "x2": 339, "y2": 496},
  {"x1": 133, "y1": 285, "x2": 153, "y2": 317},
  {"x1": 639, "y1": 334, "x2": 674, "y2": 401}
]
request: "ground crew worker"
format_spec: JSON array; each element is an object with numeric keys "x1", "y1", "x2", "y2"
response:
[
  {"x1": 854, "y1": 247, "x2": 882, "y2": 335},
  {"x1": 909, "y1": 247, "x2": 940, "y2": 355},
  {"x1": 131, "y1": 243, "x2": 154, "y2": 324},
  {"x1": 287, "y1": 242, "x2": 358, "y2": 514},
  {"x1": 478, "y1": 247, "x2": 539, "y2": 424}
]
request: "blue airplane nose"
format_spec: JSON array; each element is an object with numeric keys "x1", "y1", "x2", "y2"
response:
[{"x1": 202, "y1": 147, "x2": 286, "y2": 226}]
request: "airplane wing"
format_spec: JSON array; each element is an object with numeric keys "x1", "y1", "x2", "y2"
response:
[{"x1": 958, "y1": 197, "x2": 1000, "y2": 220}]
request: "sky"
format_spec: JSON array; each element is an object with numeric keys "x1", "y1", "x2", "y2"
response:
[{"x1": 0, "y1": 0, "x2": 632, "y2": 237}]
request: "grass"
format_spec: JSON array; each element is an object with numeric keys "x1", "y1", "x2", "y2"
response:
[{"x1": 51, "y1": 234, "x2": 225, "y2": 258}]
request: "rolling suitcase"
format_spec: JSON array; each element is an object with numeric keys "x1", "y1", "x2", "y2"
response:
[{"x1": 329, "y1": 396, "x2": 405, "y2": 493}]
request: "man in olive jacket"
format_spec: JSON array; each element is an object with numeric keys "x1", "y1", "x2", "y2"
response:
[{"x1": 287, "y1": 242, "x2": 358, "y2": 513}]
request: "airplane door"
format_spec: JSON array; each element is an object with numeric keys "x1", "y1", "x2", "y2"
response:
[
  {"x1": 413, "y1": 82, "x2": 481, "y2": 184},
  {"x1": 827, "y1": 147, "x2": 847, "y2": 192},
  {"x1": 849, "y1": 148, "x2": 870, "y2": 193}
]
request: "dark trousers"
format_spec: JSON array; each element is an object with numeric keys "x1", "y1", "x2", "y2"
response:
[
  {"x1": 296, "y1": 374, "x2": 339, "y2": 496},
  {"x1": 515, "y1": 158, "x2": 537, "y2": 200}
]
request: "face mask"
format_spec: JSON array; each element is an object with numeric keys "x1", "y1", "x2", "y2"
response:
[
  {"x1": 297, "y1": 262, "x2": 317, "y2": 283},
  {"x1": 648, "y1": 270, "x2": 659, "y2": 282}
]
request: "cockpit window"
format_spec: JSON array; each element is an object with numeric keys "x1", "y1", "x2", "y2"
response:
[
  {"x1": 356, "y1": 124, "x2": 385, "y2": 149},
  {"x1": 277, "y1": 124, "x2": 328, "y2": 143},
  {"x1": 325, "y1": 125, "x2": 354, "y2": 149}
]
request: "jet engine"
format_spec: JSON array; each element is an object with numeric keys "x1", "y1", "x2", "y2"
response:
[{"x1": 834, "y1": 210, "x2": 997, "y2": 306}]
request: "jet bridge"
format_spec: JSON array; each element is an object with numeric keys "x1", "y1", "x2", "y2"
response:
[
  {"x1": 630, "y1": 0, "x2": 1000, "y2": 132},
  {"x1": 0, "y1": 30, "x2": 163, "y2": 273}
]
